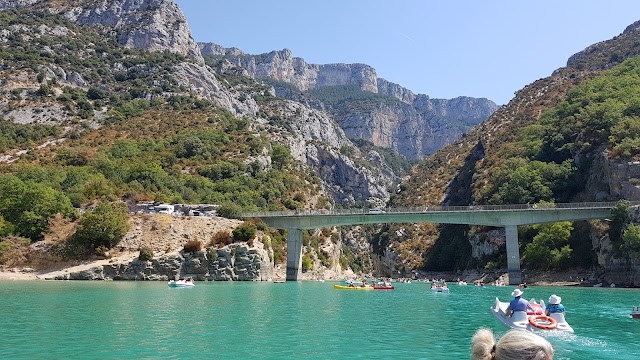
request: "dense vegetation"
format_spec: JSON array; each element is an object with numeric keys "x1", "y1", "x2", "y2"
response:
[
  {"x1": 0, "y1": 118, "x2": 61, "y2": 152},
  {"x1": 483, "y1": 57, "x2": 640, "y2": 205},
  {"x1": 470, "y1": 58, "x2": 640, "y2": 269},
  {"x1": 388, "y1": 52, "x2": 640, "y2": 272}
]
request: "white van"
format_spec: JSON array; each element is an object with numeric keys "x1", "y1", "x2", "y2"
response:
[{"x1": 155, "y1": 204, "x2": 175, "y2": 214}]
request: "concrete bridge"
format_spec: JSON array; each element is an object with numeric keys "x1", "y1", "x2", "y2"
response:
[{"x1": 244, "y1": 202, "x2": 627, "y2": 284}]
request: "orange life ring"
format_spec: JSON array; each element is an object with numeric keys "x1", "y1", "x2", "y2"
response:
[{"x1": 528, "y1": 315, "x2": 558, "y2": 330}]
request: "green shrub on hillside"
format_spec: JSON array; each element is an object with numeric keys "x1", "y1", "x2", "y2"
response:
[
  {"x1": 0, "y1": 175, "x2": 75, "y2": 241},
  {"x1": 487, "y1": 158, "x2": 575, "y2": 204},
  {"x1": 482, "y1": 57, "x2": 640, "y2": 206},
  {"x1": 301, "y1": 253, "x2": 313, "y2": 272},
  {"x1": 622, "y1": 224, "x2": 640, "y2": 260},
  {"x1": 217, "y1": 203, "x2": 243, "y2": 219},
  {"x1": 232, "y1": 224, "x2": 255, "y2": 243},
  {"x1": 522, "y1": 221, "x2": 573, "y2": 269},
  {"x1": 610, "y1": 199, "x2": 631, "y2": 248},
  {"x1": 72, "y1": 201, "x2": 129, "y2": 251},
  {"x1": 138, "y1": 245, "x2": 154, "y2": 261}
]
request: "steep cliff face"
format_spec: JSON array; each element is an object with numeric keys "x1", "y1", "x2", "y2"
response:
[
  {"x1": 334, "y1": 95, "x2": 494, "y2": 159},
  {"x1": 53, "y1": 0, "x2": 204, "y2": 64},
  {"x1": 257, "y1": 97, "x2": 397, "y2": 205},
  {"x1": 203, "y1": 44, "x2": 499, "y2": 159},
  {"x1": 201, "y1": 47, "x2": 380, "y2": 93}
]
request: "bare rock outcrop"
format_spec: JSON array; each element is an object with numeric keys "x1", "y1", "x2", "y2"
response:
[
  {"x1": 55, "y1": 0, "x2": 204, "y2": 65},
  {"x1": 56, "y1": 243, "x2": 274, "y2": 281},
  {"x1": 204, "y1": 44, "x2": 498, "y2": 159}
]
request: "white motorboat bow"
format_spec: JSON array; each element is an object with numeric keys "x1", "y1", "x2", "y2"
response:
[
  {"x1": 168, "y1": 279, "x2": 195, "y2": 287},
  {"x1": 632, "y1": 305, "x2": 640, "y2": 319},
  {"x1": 491, "y1": 297, "x2": 574, "y2": 333}
]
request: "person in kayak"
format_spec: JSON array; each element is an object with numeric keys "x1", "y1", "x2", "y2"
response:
[{"x1": 505, "y1": 288, "x2": 533, "y2": 317}]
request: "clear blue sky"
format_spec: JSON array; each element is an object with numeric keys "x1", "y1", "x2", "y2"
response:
[{"x1": 174, "y1": 1, "x2": 640, "y2": 105}]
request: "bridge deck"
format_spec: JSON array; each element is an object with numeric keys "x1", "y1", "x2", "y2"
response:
[{"x1": 244, "y1": 202, "x2": 627, "y2": 229}]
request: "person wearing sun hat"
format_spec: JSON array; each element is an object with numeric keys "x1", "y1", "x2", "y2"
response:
[
  {"x1": 505, "y1": 288, "x2": 533, "y2": 317},
  {"x1": 545, "y1": 294, "x2": 566, "y2": 316}
]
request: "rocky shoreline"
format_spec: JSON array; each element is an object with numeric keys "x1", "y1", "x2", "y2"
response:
[{"x1": 0, "y1": 263, "x2": 629, "y2": 288}]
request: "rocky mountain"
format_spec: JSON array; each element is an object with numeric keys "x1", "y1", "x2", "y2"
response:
[
  {"x1": 0, "y1": 0, "x2": 400, "y2": 206},
  {"x1": 201, "y1": 46, "x2": 499, "y2": 159},
  {"x1": 383, "y1": 19, "x2": 640, "y2": 285},
  {"x1": 1, "y1": 0, "x2": 201, "y2": 62}
]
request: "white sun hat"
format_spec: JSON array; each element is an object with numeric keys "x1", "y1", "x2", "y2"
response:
[
  {"x1": 548, "y1": 294, "x2": 561, "y2": 304},
  {"x1": 511, "y1": 288, "x2": 523, "y2": 297}
]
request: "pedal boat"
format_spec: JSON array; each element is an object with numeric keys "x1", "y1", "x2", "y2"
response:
[
  {"x1": 373, "y1": 283, "x2": 395, "y2": 290},
  {"x1": 168, "y1": 279, "x2": 195, "y2": 288},
  {"x1": 491, "y1": 297, "x2": 573, "y2": 333},
  {"x1": 430, "y1": 286, "x2": 449, "y2": 293}
]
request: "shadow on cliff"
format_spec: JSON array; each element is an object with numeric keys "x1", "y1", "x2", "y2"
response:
[{"x1": 423, "y1": 141, "x2": 484, "y2": 271}]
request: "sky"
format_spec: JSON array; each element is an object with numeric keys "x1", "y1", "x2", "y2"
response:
[{"x1": 174, "y1": 1, "x2": 640, "y2": 105}]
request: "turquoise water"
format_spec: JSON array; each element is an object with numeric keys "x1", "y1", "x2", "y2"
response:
[{"x1": 0, "y1": 281, "x2": 638, "y2": 359}]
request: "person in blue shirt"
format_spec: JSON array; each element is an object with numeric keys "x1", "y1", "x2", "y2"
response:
[
  {"x1": 545, "y1": 294, "x2": 565, "y2": 315},
  {"x1": 506, "y1": 288, "x2": 533, "y2": 317}
]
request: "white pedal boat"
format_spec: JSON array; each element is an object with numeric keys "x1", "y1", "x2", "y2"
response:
[
  {"x1": 491, "y1": 297, "x2": 573, "y2": 333},
  {"x1": 431, "y1": 286, "x2": 449, "y2": 293},
  {"x1": 168, "y1": 279, "x2": 195, "y2": 288}
]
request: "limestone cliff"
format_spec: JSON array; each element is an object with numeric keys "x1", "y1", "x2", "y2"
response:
[
  {"x1": 0, "y1": 0, "x2": 259, "y2": 117},
  {"x1": 255, "y1": 96, "x2": 397, "y2": 205},
  {"x1": 203, "y1": 45, "x2": 499, "y2": 159},
  {"x1": 53, "y1": 0, "x2": 204, "y2": 64}
]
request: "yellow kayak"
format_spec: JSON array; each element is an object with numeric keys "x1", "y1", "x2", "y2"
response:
[{"x1": 334, "y1": 284, "x2": 374, "y2": 290}]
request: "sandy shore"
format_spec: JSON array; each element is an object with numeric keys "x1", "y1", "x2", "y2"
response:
[
  {"x1": 0, "y1": 252, "x2": 141, "y2": 281},
  {"x1": 0, "y1": 270, "x2": 41, "y2": 280}
]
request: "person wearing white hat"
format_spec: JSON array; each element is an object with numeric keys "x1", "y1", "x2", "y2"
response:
[
  {"x1": 505, "y1": 288, "x2": 533, "y2": 317},
  {"x1": 545, "y1": 294, "x2": 565, "y2": 316}
]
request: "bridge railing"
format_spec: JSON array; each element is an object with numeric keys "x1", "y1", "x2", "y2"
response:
[{"x1": 243, "y1": 201, "x2": 637, "y2": 218}]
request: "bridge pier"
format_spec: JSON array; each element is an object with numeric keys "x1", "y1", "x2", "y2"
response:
[
  {"x1": 286, "y1": 228, "x2": 303, "y2": 281},
  {"x1": 505, "y1": 225, "x2": 522, "y2": 285}
]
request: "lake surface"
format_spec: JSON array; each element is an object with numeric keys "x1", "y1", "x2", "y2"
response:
[{"x1": 0, "y1": 281, "x2": 637, "y2": 359}]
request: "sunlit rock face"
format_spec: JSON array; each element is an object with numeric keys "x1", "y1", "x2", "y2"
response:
[{"x1": 204, "y1": 44, "x2": 498, "y2": 159}]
